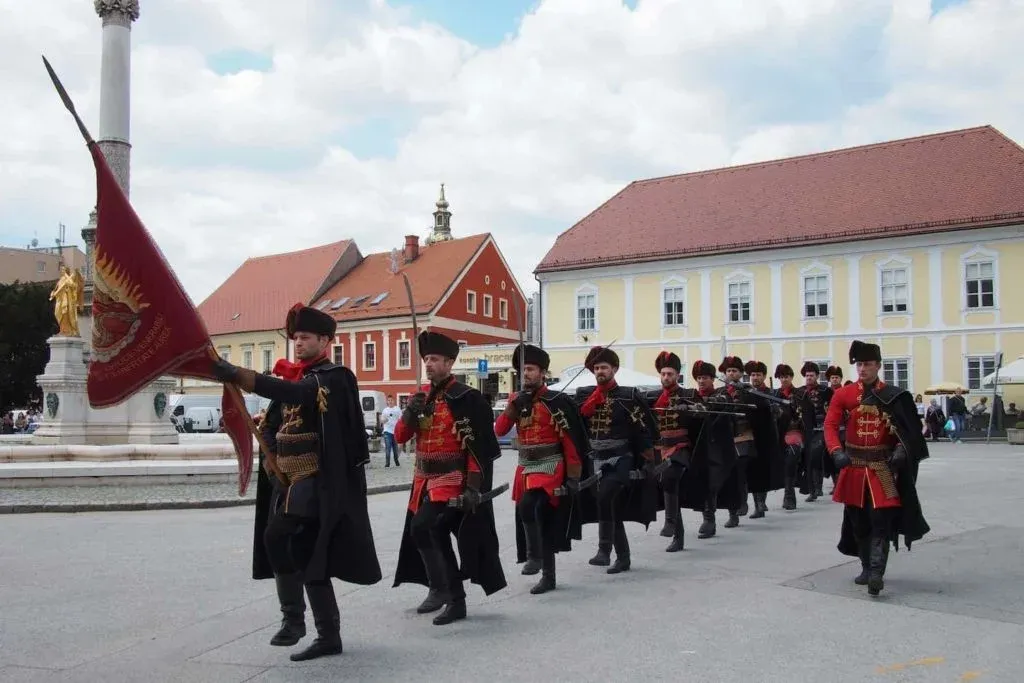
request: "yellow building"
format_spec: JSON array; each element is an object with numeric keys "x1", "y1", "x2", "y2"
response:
[{"x1": 535, "y1": 126, "x2": 1024, "y2": 404}]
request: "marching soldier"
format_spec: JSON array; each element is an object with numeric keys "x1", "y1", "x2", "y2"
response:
[
  {"x1": 576, "y1": 345, "x2": 659, "y2": 574},
  {"x1": 824, "y1": 365, "x2": 846, "y2": 491},
  {"x1": 825, "y1": 365, "x2": 844, "y2": 390},
  {"x1": 212, "y1": 303, "x2": 382, "y2": 661},
  {"x1": 496, "y1": 343, "x2": 589, "y2": 594},
  {"x1": 689, "y1": 361, "x2": 743, "y2": 539},
  {"x1": 793, "y1": 362, "x2": 833, "y2": 502},
  {"x1": 773, "y1": 364, "x2": 804, "y2": 510},
  {"x1": 740, "y1": 360, "x2": 784, "y2": 519},
  {"x1": 647, "y1": 351, "x2": 693, "y2": 552},
  {"x1": 392, "y1": 331, "x2": 507, "y2": 625},
  {"x1": 714, "y1": 356, "x2": 752, "y2": 528},
  {"x1": 826, "y1": 341, "x2": 930, "y2": 596}
]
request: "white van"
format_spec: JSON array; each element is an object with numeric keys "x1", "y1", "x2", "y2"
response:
[
  {"x1": 169, "y1": 394, "x2": 266, "y2": 431},
  {"x1": 359, "y1": 390, "x2": 387, "y2": 435},
  {"x1": 183, "y1": 406, "x2": 221, "y2": 433}
]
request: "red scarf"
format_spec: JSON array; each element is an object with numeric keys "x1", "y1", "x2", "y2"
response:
[
  {"x1": 272, "y1": 354, "x2": 327, "y2": 381},
  {"x1": 655, "y1": 385, "x2": 676, "y2": 408},
  {"x1": 698, "y1": 385, "x2": 715, "y2": 398},
  {"x1": 780, "y1": 385, "x2": 792, "y2": 398},
  {"x1": 581, "y1": 380, "x2": 617, "y2": 417}
]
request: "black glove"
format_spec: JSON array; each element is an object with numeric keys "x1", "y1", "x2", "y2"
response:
[
  {"x1": 512, "y1": 391, "x2": 533, "y2": 415},
  {"x1": 402, "y1": 392, "x2": 427, "y2": 426},
  {"x1": 888, "y1": 444, "x2": 907, "y2": 471},
  {"x1": 212, "y1": 358, "x2": 239, "y2": 383},
  {"x1": 563, "y1": 477, "x2": 580, "y2": 494},
  {"x1": 461, "y1": 487, "x2": 482, "y2": 513},
  {"x1": 832, "y1": 449, "x2": 852, "y2": 470}
]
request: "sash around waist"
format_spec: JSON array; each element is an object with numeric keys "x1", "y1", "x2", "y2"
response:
[
  {"x1": 847, "y1": 445, "x2": 891, "y2": 461},
  {"x1": 518, "y1": 443, "x2": 563, "y2": 461},
  {"x1": 590, "y1": 438, "x2": 628, "y2": 451},
  {"x1": 415, "y1": 451, "x2": 466, "y2": 475}
]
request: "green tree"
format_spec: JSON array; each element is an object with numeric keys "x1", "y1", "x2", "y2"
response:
[{"x1": 0, "y1": 281, "x2": 59, "y2": 413}]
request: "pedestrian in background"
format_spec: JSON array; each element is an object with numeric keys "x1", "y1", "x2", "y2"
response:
[{"x1": 380, "y1": 395, "x2": 403, "y2": 467}]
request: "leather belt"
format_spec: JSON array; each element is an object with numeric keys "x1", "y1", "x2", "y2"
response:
[
  {"x1": 416, "y1": 452, "x2": 466, "y2": 475},
  {"x1": 590, "y1": 438, "x2": 628, "y2": 451},
  {"x1": 518, "y1": 443, "x2": 563, "y2": 461},
  {"x1": 847, "y1": 446, "x2": 890, "y2": 461}
]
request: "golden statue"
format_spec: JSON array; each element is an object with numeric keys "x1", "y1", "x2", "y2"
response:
[{"x1": 50, "y1": 264, "x2": 85, "y2": 337}]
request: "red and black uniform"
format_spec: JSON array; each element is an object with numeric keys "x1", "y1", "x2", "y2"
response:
[
  {"x1": 497, "y1": 344, "x2": 590, "y2": 594},
  {"x1": 575, "y1": 345, "x2": 659, "y2": 574},
  {"x1": 646, "y1": 351, "x2": 693, "y2": 552},
  {"x1": 773, "y1": 364, "x2": 803, "y2": 510},
  {"x1": 824, "y1": 341, "x2": 930, "y2": 596},
  {"x1": 392, "y1": 332, "x2": 506, "y2": 625},
  {"x1": 792, "y1": 362, "x2": 833, "y2": 502}
]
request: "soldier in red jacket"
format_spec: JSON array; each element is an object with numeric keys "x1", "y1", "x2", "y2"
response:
[{"x1": 824, "y1": 340, "x2": 930, "y2": 596}]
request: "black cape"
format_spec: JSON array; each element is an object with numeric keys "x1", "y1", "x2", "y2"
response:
[
  {"x1": 513, "y1": 390, "x2": 592, "y2": 563},
  {"x1": 793, "y1": 384, "x2": 833, "y2": 494},
  {"x1": 678, "y1": 391, "x2": 743, "y2": 512},
  {"x1": 393, "y1": 380, "x2": 507, "y2": 596},
  {"x1": 838, "y1": 384, "x2": 931, "y2": 555},
  {"x1": 574, "y1": 385, "x2": 661, "y2": 528},
  {"x1": 250, "y1": 362, "x2": 382, "y2": 586},
  {"x1": 742, "y1": 388, "x2": 785, "y2": 494}
]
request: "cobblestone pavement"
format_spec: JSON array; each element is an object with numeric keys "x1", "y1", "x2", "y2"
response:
[{"x1": 0, "y1": 453, "x2": 415, "y2": 512}]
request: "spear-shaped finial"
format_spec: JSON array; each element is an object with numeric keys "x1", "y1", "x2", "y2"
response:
[{"x1": 41, "y1": 56, "x2": 94, "y2": 145}]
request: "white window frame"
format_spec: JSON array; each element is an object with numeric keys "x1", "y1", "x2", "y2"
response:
[
  {"x1": 961, "y1": 246, "x2": 998, "y2": 312},
  {"x1": 395, "y1": 339, "x2": 411, "y2": 370},
  {"x1": 574, "y1": 283, "x2": 598, "y2": 332},
  {"x1": 876, "y1": 255, "x2": 912, "y2": 316},
  {"x1": 217, "y1": 346, "x2": 231, "y2": 362},
  {"x1": 881, "y1": 358, "x2": 912, "y2": 392},
  {"x1": 457, "y1": 339, "x2": 469, "y2": 347},
  {"x1": 260, "y1": 345, "x2": 273, "y2": 372},
  {"x1": 800, "y1": 261, "x2": 833, "y2": 320},
  {"x1": 466, "y1": 290, "x2": 477, "y2": 314},
  {"x1": 36, "y1": 261, "x2": 46, "y2": 273},
  {"x1": 965, "y1": 354, "x2": 998, "y2": 390},
  {"x1": 331, "y1": 343, "x2": 345, "y2": 366},
  {"x1": 241, "y1": 345, "x2": 254, "y2": 369},
  {"x1": 660, "y1": 275, "x2": 687, "y2": 328},
  {"x1": 483, "y1": 294, "x2": 493, "y2": 318},
  {"x1": 723, "y1": 269, "x2": 754, "y2": 325},
  {"x1": 362, "y1": 341, "x2": 377, "y2": 371},
  {"x1": 397, "y1": 393, "x2": 411, "y2": 409},
  {"x1": 498, "y1": 298, "x2": 508, "y2": 321}
]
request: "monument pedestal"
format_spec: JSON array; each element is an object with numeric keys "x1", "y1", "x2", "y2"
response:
[{"x1": 32, "y1": 335, "x2": 179, "y2": 446}]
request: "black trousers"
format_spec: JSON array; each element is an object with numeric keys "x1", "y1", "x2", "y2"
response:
[
  {"x1": 411, "y1": 500, "x2": 466, "y2": 600},
  {"x1": 783, "y1": 443, "x2": 802, "y2": 479},
  {"x1": 518, "y1": 489, "x2": 557, "y2": 557},
  {"x1": 661, "y1": 460, "x2": 685, "y2": 494},
  {"x1": 596, "y1": 456, "x2": 633, "y2": 522},
  {"x1": 264, "y1": 512, "x2": 320, "y2": 576},
  {"x1": 846, "y1": 495, "x2": 896, "y2": 544}
]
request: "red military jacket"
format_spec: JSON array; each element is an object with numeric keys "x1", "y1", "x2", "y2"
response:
[
  {"x1": 824, "y1": 380, "x2": 899, "y2": 454},
  {"x1": 495, "y1": 386, "x2": 583, "y2": 478}
]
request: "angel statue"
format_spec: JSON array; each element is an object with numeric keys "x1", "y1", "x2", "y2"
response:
[{"x1": 50, "y1": 264, "x2": 85, "y2": 337}]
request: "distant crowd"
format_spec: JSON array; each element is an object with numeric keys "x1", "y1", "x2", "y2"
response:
[
  {"x1": 915, "y1": 389, "x2": 1019, "y2": 442},
  {"x1": 1, "y1": 408, "x2": 42, "y2": 434}
]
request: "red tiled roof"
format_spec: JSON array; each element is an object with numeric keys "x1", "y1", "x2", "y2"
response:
[
  {"x1": 314, "y1": 234, "x2": 489, "y2": 322},
  {"x1": 536, "y1": 125, "x2": 1024, "y2": 272},
  {"x1": 199, "y1": 240, "x2": 353, "y2": 335}
]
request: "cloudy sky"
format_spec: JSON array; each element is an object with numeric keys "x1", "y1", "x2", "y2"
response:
[{"x1": 2, "y1": 0, "x2": 1022, "y2": 304}]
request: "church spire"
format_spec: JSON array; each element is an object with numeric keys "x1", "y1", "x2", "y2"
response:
[{"x1": 430, "y1": 183, "x2": 452, "y2": 242}]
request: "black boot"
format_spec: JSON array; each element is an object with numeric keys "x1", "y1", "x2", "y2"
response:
[
  {"x1": 270, "y1": 573, "x2": 306, "y2": 646},
  {"x1": 749, "y1": 492, "x2": 767, "y2": 519},
  {"x1": 698, "y1": 504, "x2": 716, "y2": 539},
  {"x1": 589, "y1": 521, "x2": 613, "y2": 566},
  {"x1": 432, "y1": 598, "x2": 467, "y2": 625},
  {"x1": 659, "y1": 492, "x2": 678, "y2": 538},
  {"x1": 290, "y1": 581, "x2": 342, "y2": 661},
  {"x1": 607, "y1": 521, "x2": 631, "y2": 574},
  {"x1": 854, "y1": 539, "x2": 870, "y2": 585},
  {"x1": 867, "y1": 536, "x2": 889, "y2": 596},
  {"x1": 805, "y1": 471, "x2": 820, "y2": 502},
  {"x1": 531, "y1": 552, "x2": 556, "y2": 594},
  {"x1": 814, "y1": 470, "x2": 825, "y2": 498},
  {"x1": 415, "y1": 549, "x2": 449, "y2": 614},
  {"x1": 782, "y1": 478, "x2": 797, "y2": 510},
  {"x1": 521, "y1": 519, "x2": 542, "y2": 576},
  {"x1": 666, "y1": 515, "x2": 685, "y2": 553}
]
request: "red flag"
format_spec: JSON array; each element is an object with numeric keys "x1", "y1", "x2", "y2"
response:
[{"x1": 43, "y1": 56, "x2": 254, "y2": 495}]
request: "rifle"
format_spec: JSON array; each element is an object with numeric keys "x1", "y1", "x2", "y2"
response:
[{"x1": 725, "y1": 379, "x2": 791, "y2": 406}]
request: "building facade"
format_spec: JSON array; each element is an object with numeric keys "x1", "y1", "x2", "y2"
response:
[
  {"x1": 0, "y1": 245, "x2": 87, "y2": 285},
  {"x1": 536, "y1": 126, "x2": 1024, "y2": 402}
]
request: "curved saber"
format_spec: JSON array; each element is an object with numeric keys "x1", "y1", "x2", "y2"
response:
[
  {"x1": 401, "y1": 273, "x2": 420, "y2": 388},
  {"x1": 509, "y1": 290, "x2": 525, "y2": 393}
]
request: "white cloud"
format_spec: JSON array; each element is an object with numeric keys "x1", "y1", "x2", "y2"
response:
[{"x1": 1, "y1": 0, "x2": 1022, "y2": 305}]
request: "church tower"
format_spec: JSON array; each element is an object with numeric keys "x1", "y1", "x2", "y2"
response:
[{"x1": 429, "y1": 183, "x2": 453, "y2": 243}]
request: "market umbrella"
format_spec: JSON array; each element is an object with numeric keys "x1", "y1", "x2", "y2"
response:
[
  {"x1": 924, "y1": 382, "x2": 970, "y2": 395},
  {"x1": 982, "y1": 355, "x2": 1024, "y2": 387}
]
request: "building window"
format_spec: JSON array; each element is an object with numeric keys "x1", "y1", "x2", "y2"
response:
[
  {"x1": 396, "y1": 340, "x2": 411, "y2": 369},
  {"x1": 882, "y1": 359, "x2": 910, "y2": 391},
  {"x1": 483, "y1": 294, "x2": 493, "y2": 317},
  {"x1": 966, "y1": 355, "x2": 997, "y2": 390},
  {"x1": 803, "y1": 275, "x2": 830, "y2": 318},
  {"x1": 880, "y1": 267, "x2": 909, "y2": 313},
  {"x1": 663, "y1": 286, "x2": 685, "y2": 326},
  {"x1": 261, "y1": 347, "x2": 273, "y2": 372},
  {"x1": 728, "y1": 281, "x2": 751, "y2": 323},
  {"x1": 242, "y1": 348, "x2": 253, "y2": 369},
  {"x1": 332, "y1": 343, "x2": 345, "y2": 365},
  {"x1": 362, "y1": 342, "x2": 376, "y2": 371},
  {"x1": 457, "y1": 339, "x2": 469, "y2": 347},
  {"x1": 576, "y1": 293, "x2": 596, "y2": 331},
  {"x1": 398, "y1": 394, "x2": 410, "y2": 409},
  {"x1": 217, "y1": 346, "x2": 230, "y2": 362},
  {"x1": 36, "y1": 261, "x2": 46, "y2": 273},
  {"x1": 466, "y1": 290, "x2": 477, "y2": 313},
  {"x1": 499, "y1": 298, "x2": 508, "y2": 321},
  {"x1": 964, "y1": 260, "x2": 995, "y2": 309}
]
